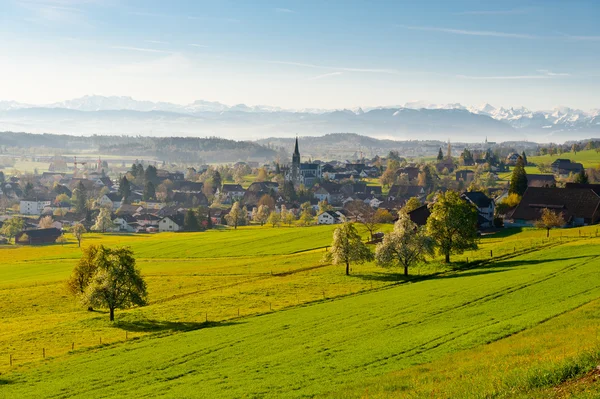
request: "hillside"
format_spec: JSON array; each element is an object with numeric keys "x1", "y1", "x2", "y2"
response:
[{"x1": 1, "y1": 226, "x2": 600, "y2": 397}]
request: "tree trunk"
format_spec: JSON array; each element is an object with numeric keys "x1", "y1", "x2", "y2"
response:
[
  {"x1": 109, "y1": 307, "x2": 115, "y2": 322},
  {"x1": 547, "y1": 229, "x2": 550, "y2": 238},
  {"x1": 445, "y1": 253, "x2": 450, "y2": 263},
  {"x1": 87, "y1": 306, "x2": 94, "y2": 312},
  {"x1": 78, "y1": 239, "x2": 81, "y2": 248},
  {"x1": 404, "y1": 265, "x2": 408, "y2": 276},
  {"x1": 345, "y1": 261, "x2": 350, "y2": 276}
]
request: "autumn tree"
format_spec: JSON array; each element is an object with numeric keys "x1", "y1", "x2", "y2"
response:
[
  {"x1": 0, "y1": 217, "x2": 24, "y2": 243},
  {"x1": 509, "y1": 156, "x2": 528, "y2": 196},
  {"x1": 324, "y1": 222, "x2": 373, "y2": 275},
  {"x1": 426, "y1": 191, "x2": 479, "y2": 263},
  {"x1": 67, "y1": 245, "x2": 99, "y2": 311},
  {"x1": 535, "y1": 208, "x2": 565, "y2": 238},
  {"x1": 256, "y1": 167, "x2": 268, "y2": 182},
  {"x1": 225, "y1": 201, "x2": 246, "y2": 229},
  {"x1": 318, "y1": 199, "x2": 333, "y2": 213},
  {"x1": 257, "y1": 194, "x2": 276, "y2": 211},
  {"x1": 39, "y1": 215, "x2": 54, "y2": 229},
  {"x1": 299, "y1": 202, "x2": 314, "y2": 226},
  {"x1": 401, "y1": 197, "x2": 422, "y2": 215},
  {"x1": 83, "y1": 246, "x2": 148, "y2": 321},
  {"x1": 375, "y1": 213, "x2": 434, "y2": 276},
  {"x1": 72, "y1": 223, "x2": 86, "y2": 247}
]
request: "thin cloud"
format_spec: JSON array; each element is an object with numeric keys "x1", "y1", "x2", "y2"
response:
[
  {"x1": 268, "y1": 60, "x2": 399, "y2": 75},
  {"x1": 456, "y1": 74, "x2": 549, "y2": 80},
  {"x1": 537, "y1": 69, "x2": 571, "y2": 77},
  {"x1": 397, "y1": 24, "x2": 539, "y2": 39},
  {"x1": 456, "y1": 8, "x2": 533, "y2": 16},
  {"x1": 111, "y1": 46, "x2": 171, "y2": 54},
  {"x1": 189, "y1": 44, "x2": 209, "y2": 48},
  {"x1": 145, "y1": 40, "x2": 169, "y2": 45},
  {"x1": 275, "y1": 8, "x2": 294, "y2": 13},
  {"x1": 307, "y1": 72, "x2": 343, "y2": 81}
]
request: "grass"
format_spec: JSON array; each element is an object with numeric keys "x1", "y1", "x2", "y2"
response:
[
  {"x1": 1, "y1": 225, "x2": 600, "y2": 397},
  {"x1": 529, "y1": 149, "x2": 600, "y2": 169}
]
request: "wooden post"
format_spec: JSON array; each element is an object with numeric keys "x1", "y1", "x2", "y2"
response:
[
  {"x1": 99, "y1": 337, "x2": 102, "y2": 345},
  {"x1": 43, "y1": 348, "x2": 45, "y2": 358},
  {"x1": 71, "y1": 342, "x2": 74, "y2": 351},
  {"x1": 9, "y1": 354, "x2": 12, "y2": 366},
  {"x1": 269, "y1": 303, "x2": 272, "y2": 311},
  {"x1": 490, "y1": 250, "x2": 493, "y2": 258},
  {"x1": 238, "y1": 308, "x2": 240, "y2": 317},
  {"x1": 126, "y1": 331, "x2": 128, "y2": 340},
  {"x1": 205, "y1": 312, "x2": 208, "y2": 322}
]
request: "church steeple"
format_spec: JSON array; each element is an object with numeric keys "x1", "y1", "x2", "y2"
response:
[{"x1": 292, "y1": 136, "x2": 300, "y2": 166}]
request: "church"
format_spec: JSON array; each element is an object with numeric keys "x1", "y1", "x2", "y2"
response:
[{"x1": 285, "y1": 137, "x2": 322, "y2": 186}]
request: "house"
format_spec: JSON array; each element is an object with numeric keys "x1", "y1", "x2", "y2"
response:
[
  {"x1": 397, "y1": 167, "x2": 420, "y2": 181},
  {"x1": 527, "y1": 174, "x2": 556, "y2": 188},
  {"x1": 507, "y1": 187, "x2": 600, "y2": 227},
  {"x1": 456, "y1": 170, "x2": 475, "y2": 183},
  {"x1": 113, "y1": 214, "x2": 137, "y2": 232},
  {"x1": 506, "y1": 153, "x2": 520, "y2": 166},
  {"x1": 159, "y1": 214, "x2": 185, "y2": 232},
  {"x1": 461, "y1": 191, "x2": 495, "y2": 229},
  {"x1": 20, "y1": 197, "x2": 52, "y2": 215},
  {"x1": 387, "y1": 185, "x2": 426, "y2": 202},
  {"x1": 436, "y1": 159, "x2": 455, "y2": 174},
  {"x1": 171, "y1": 192, "x2": 208, "y2": 207},
  {"x1": 407, "y1": 205, "x2": 431, "y2": 226},
  {"x1": 220, "y1": 184, "x2": 246, "y2": 202},
  {"x1": 313, "y1": 182, "x2": 343, "y2": 205},
  {"x1": 317, "y1": 210, "x2": 346, "y2": 225},
  {"x1": 15, "y1": 228, "x2": 63, "y2": 245},
  {"x1": 97, "y1": 193, "x2": 123, "y2": 209},
  {"x1": 551, "y1": 159, "x2": 584, "y2": 176}
]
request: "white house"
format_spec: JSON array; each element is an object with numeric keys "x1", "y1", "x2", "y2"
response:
[
  {"x1": 317, "y1": 210, "x2": 346, "y2": 225},
  {"x1": 97, "y1": 193, "x2": 123, "y2": 209},
  {"x1": 158, "y1": 214, "x2": 185, "y2": 232},
  {"x1": 20, "y1": 199, "x2": 52, "y2": 215},
  {"x1": 113, "y1": 215, "x2": 137, "y2": 233}
]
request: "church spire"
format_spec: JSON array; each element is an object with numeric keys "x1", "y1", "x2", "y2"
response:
[{"x1": 294, "y1": 136, "x2": 300, "y2": 157}]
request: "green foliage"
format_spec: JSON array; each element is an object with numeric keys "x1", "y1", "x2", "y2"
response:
[
  {"x1": 72, "y1": 181, "x2": 88, "y2": 214},
  {"x1": 267, "y1": 210, "x2": 281, "y2": 227},
  {"x1": 253, "y1": 205, "x2": 271, "y2": 226},
  {"x1": 318, "y1": 200, "x2": 333, "y2": 213},
  {"x1": 534, "y1": 208, "x2": 565, "y2": 237},
  {"x1": 225, "y1": 202, "x2": 247, "y2": 229},
  {"x1": 118, "y1": 176, "x2": 131, "y2": 204},
  {"x1": 66, "y1": 245, "x2": 99, "y2": 298},
  {"x1": 375, "y1": 214, "x2": 434, "y2": 275},
  {"x1": 0, "y1": 217, "x2": 24, "y2": 243},
  {"x1": 509, "y1": 156, "x2": 528, "y2": 196},
  {"x1": 142, "y1": 181, "x2": 155, "y2": 201},
  {"x1": 324, "y1": 222, "x2": 374, "y2": 275},
  {"x1": 426, "y1": 191, "x2": 478, "y2": 263},
  {"x1": 401, "y1": 197, "x2": 422, "y2": 214},
  {"x1": 573, "y1": 170, "x2": 589, "y2": 184},
  {"x1": 437, "y1": 147, "x2": 444, "y2": 161},
  {"x1": 72, "y1": 223, "x2": 86, "y2": 247},
  {"x1": 184, "y1": 209, "x2": 201, "y2": 232},
  {"x1": 84, "y1": 246, "x2": 147, "y2": 321}
]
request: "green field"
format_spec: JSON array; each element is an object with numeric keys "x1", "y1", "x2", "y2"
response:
[
  {"x1": 1, "y1": 225, "x2": 600, "y2": 397},
  {"x1": 529, "y1": 149, "x2": 600, "y2": 169}
]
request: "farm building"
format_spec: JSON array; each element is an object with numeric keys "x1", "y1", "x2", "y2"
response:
[{"x1": 15, "y1": 228, "x2": 63, "y2": 245}]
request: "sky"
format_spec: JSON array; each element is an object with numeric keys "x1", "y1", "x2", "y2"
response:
[{"x1": 1, "y1": 0, "x2": 600, "y2": 111}]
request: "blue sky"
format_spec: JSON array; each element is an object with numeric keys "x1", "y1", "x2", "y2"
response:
[{"x1": 1, "y1": 0, "x2": 600, "y2": 110}]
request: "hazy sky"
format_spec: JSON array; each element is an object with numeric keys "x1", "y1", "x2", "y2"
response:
[{"x1": 1, "y1": 0, "x2": 600, "y2": 110}]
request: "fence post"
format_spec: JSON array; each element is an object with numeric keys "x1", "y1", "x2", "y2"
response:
[
  {"x1": 99, "y1": 337, "x2": 102, "y2": 345},
  {"x1": 43, "y1": 348, "x2": 45, "y2": 359},
  {"x1": 269, "y1": 303, "x2": 272, "y2": 311},
  {"x1": 205, "y1": 312, "x2": 208, "y2": 322},
  {"x1": 238, "y1": 308, "x2": 240, "y2": 317},
  {"x1": 126, "y1": 331, "x2": 128, "y2": 340},
  {"x1": 490, "y1": 250, "x2": 493, "y2": 258},
  {"x1": 9, "y1": 354, "x2": 12, "y2": 366},
  {"x1": 71, "y1": 342, "x2": 74, "y2": 351}
]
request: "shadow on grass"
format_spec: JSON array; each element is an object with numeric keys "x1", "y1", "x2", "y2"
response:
[
  {"x1": 112, "y1": 319, "x2": 240, "y2": 333},
  {"x1": 0, "y1": 379, "x2": 14, "y2": 385}
]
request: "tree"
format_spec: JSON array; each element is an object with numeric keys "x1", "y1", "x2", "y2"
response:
[
  {"x1": 375, "y1": 213, "x2": 434, "y2": 276},
  {"x1": 143, "y1": 181, "x2": 156, "y2": 201},
  {"x1": 318, "y1": 199, "x2": 333, "y2": 213},
  {"x1": 73, "y1": 181, "x2": 88, "y2": 215},
  {"x1": 346, "y1": 201, "x2": 379, "y2": 240},
  {"x1": 39, "y1": 215, "x2": 54, "y2": 229},
  {"x1": 225, "y1": 201, "x2": 244, "y2": 229},
  {"x1": 437, "y1": 147, "x2": 444, "y2": 161},
  {"x1": 282, "y1": 207, "x2": 296, "y2": 226},
  {"x1": 282, "y1": 181, "x2": 296, "y2": 201},
  {"x1": 535, "y1": 208, "x2": 565, "y2": 238},
  {"x1": 212, "y1": 170, "x2": 222, "y2": 190},
  {"x1": 509, "y1": 156, "x2": 528, "y2": 196},
  {"x1": 67, "y1": 245, "x2": 99, "y2": 310},
  {"x1": 401, "y1": 197, "x2": 422, "y2": 214},
  {"x1": 0, "y1": 171, "x2": 4, "y2": 184},
  {"x1": 144, "y1": 165, "x2": 158, "y2": 185},
  {"x1": 256, "y1": 167, "x2": 268, "y2": 182},
  {"x1": 521, "y1": 151, "x2": 528, "y2": 166},
  {"x1": 254, "y1": 205, "x2": 271, "y2": 226},
  {"x1": 257, "y1": 194, "x2": 276, "y2": 211},
  {"x1": 118, "y1": 176, "x2": 131, "y2": 204},
  {"x1": 184, "y1": 209, "x2": 200, "y2": 231},
  {"x1": 299, "y1": 202, "x2": 314, "y2": 226},
  {"x1": 84, "y1": 246, "x2": 148, "y2": 321},
  {"x1": 374, "y1": 208, "x2": 395, "y2": 224},
  {"x1": 267, "y1": 211, "x2": 281, "y2": 227},
  {"x1": 92, "y1": 207, "x2": 114, "y2": 233},
  {"x1": 0, "y1": 217, "x2": 24, "y2": 243},
  {"x1": 426, "y1": 191, "x2": 478, "y2": 263},
  {"x1": 574, "y1": 170, "x2": 589, "y2": 184},
  {"x1": 72, "y1": 223, "x2": 86, "y2": 247},
  {"x1": 324, "y1": 222, "x2": 374, "y2": 275}
]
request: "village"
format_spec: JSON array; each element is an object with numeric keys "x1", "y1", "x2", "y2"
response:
[{"x1": 0, "y1": 136, "x2": 597, "y2": 245}]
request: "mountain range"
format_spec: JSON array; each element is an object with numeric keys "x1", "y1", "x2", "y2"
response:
[{"x1": 1, "y1": 95, "x2": 599, "y2": 142}]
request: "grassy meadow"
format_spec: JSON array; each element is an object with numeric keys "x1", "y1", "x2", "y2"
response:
[{"x1": 1, "y1": 223, "x2": 600, "y2": 397}]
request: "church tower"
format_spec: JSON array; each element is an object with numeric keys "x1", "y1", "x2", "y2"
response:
[{"x1": 291, "y1": 136, "x2": 300, "y2": 183}]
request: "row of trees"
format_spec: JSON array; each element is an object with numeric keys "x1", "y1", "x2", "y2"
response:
[{"x1": 325, "y1": 191, "x2": 479, "y2": 276}]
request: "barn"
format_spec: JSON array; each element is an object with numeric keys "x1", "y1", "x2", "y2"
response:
[{"x1": 15, "y1": 228, "x2": 63, "y2": 245}]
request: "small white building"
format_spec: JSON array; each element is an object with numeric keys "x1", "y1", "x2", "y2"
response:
[
  {"x1": 20, "y1": 199, "x2": 52, "y2": 215},
  {"x1": 159, "y1": 214, "x2": 185, "y2": 232},
  {"x1": 97, "y1": 193, "x2": 123, "y2": 209},
  {"x1": 317, "y1": 210, "x2": 346, "y2": 225}
]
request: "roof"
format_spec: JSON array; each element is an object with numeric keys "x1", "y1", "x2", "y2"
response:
[
  {"x1": 163, "y1": 213, "x2": 185, "y2": 227},
  {"x1": 17, "y1": 228, "x2": 62, "y2": 240},
  {"x1": 462, "y1": 191, "x2": 493, "y2": 208},
  {"x1": 105, "y1": 192, "x2": 123, "y2": 202},
  {"x1": 407, "y1": 205, "x2": 431, "y2": 226},
  {"x1": 510, "y1": 187, "x2": 600, "y2": 223},
  {"x1": 527, "y1": 174, "x2": 556, "y2": 187},
  {"x1": 388, "y1": 185, "x2": 425, "y2": 199},
  {"x1": 565, "y1": 183, "x2": 600, "y2": 196},
  {"x1": 222, "y1": 184, "x2": 245, "y2": 192},
  {"x1": 300, "y1": 164, "x2": 320, "y2": 170}
]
